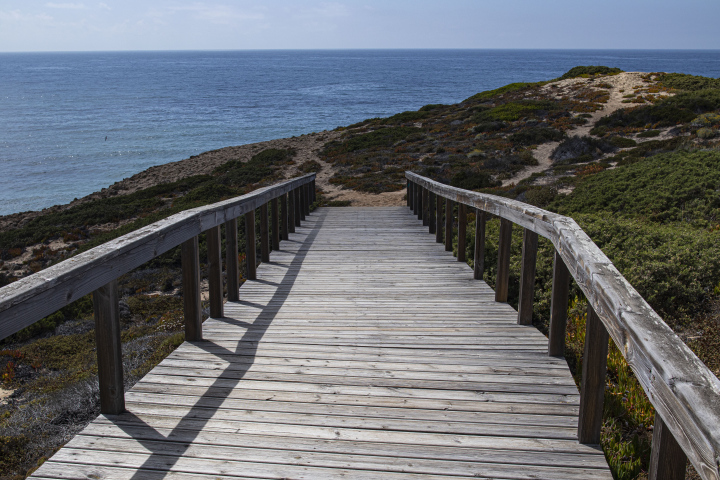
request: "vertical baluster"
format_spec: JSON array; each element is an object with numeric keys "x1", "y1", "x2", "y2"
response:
[
  {"x1": 281, "y1": 193, "x2": 290, "y2": 239},
  {"x1": 413, "y1": 183, "x2": 419, "y2": 216},
  {"x1": 457, "y1": 203, "x2": 467, "y2": 262},
  {"x1": 299, "y1": 186, "x2": 306, "y2": 221},
  {"x1": 435, "y1": 194, "x2": 443, "y2": 243},
  {"x1": 182, "y1": 236, "x2": 202, "y2": 341},
  {"x1": 517, "y1": 229, "x2": 538, "y2": 325},
  {"x1": 407, "y1": 180, "x2": 411, "y2": 207},
  {"x1": 225, "y1": 218, "x2": 239, "y2": 302},
  {"x1": 495, "y1": 218, "x2": 512, "y2": 303},
  {"x1": 578, "y1": 304, "x2": 609, "y2": 445},
  {"x1": 271, "y1": 198, "x2": 280, "y2": 251},
  {"x1": 260, "y1": 203, "x2": 270, "y2": 263},
  {"x1": 428, "y1": 191, "x2": 436, "y2": 234},
  {"x1": 305, "y1": 183, "x2": 311, "y2": 216},
  {"x1": 474, "y1": 209, "x2": 486, "y2": 280},
  {"x1": 93, "y1": 279, "x2": 124, "y2": 414},
  {"x1": 417, "y1": 186, "x2": 424, "y2": 221},
  {"x1": 294, "y1": 188, "x2": 302, "y2": 226},
  {"x1": 245, "y1": 210, "x2": 257, "y2": 280},
  {"x1": 444, "y1": 198, "x2": 453, "y2": 252},
  {"x1": 548, "y1": 250, "x2": 570, "y2": 356},
  {"x1": 288, "y1": 190, "x2": 296, "y2": 233},
  {"x1": 422, "y1": 188, "x2": 429, "y2": 226},
  {"x1": 649, "y1": 413, "x2": 687, "y2": 480},
  {"x1": 207, "y1": 225, "x2": 223, "y2": 318},
  {"x1": 312, "y1": 179, "x2": 316, "y2": 203}
]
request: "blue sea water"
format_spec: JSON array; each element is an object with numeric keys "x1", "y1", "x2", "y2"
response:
[{"x1": 1, "y1": 49, "x2": 719, "y2": 216}]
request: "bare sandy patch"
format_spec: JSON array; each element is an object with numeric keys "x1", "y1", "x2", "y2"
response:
[{"x1": 0, "y1": 386, "x2": 13, "y2": 405}]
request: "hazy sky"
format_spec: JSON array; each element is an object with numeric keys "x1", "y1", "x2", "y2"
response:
[{"x1": 1, "y1": 0, "x2": 719, "y2": 52}]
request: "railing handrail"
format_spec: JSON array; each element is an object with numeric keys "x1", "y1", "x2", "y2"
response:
[
  {"x1": 0, "y1": 173, "x2": 316, "y2": 342},
  {"x1": 407, "y1": 171, "x2": 720, "y2": 480}
]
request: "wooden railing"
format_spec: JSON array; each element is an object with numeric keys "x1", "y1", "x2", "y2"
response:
[
  {"x1": 406, "y1": 172, "x2": 720, "y2": 480},
  {"x1": 0, "y1": 173, "x2": 316, "y2": 414}
]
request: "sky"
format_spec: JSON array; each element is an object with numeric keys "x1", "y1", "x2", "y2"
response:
[{"x1": 1, "y1": 0, "x2": 719, "y2": 52}]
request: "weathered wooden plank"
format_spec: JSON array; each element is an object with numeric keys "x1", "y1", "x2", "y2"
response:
[
  {"x1": 260, "y1": 202, "x2": 270, "y2": 263},
  {"x1": 649, "y1": 412, "x2": 688, "y2": 480},
  {"x1": 271, "y1": 197, "x2": 280, "y2": 251},
  {"x1": 548, "y1": 249, "x2": 569, "y2": 357},
  {"x1": 207, "y1": 225, "x2": 223, "y2": 318},
  {"x1": 495, "y1": 218, "x2": 512, "y2": 303},
  {"x1": 457, "y1": 202, "x2": 467, "y2": 262},
  {"x1": 245, "y1": 210, "x2": 257, "y2": 281},
  {"x1": 517, "y1": 228, "x2": 538, "y2": 326},
  {"x1": 181, "y1": 236, "x2": 202, "y2": 340},
  {"x1": 225, "y1": 218, "x2": 239, "y2": 302},
  {"x1": 444, "y1": 198, "x2": 453, "y2": 252},
  {"x1": 578, "y1": 305, "x2": 609, "y2": 445},
  {"x1": 92, "y1": 280, "x2": 124, "y2": 414},
  {"x1": 474, "y1": 208, "x2": 486, "y2": 280}
]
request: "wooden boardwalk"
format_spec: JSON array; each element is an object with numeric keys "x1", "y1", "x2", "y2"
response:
[{"x1": 31, "y1": 207, "x2": 611, "y2": 480}]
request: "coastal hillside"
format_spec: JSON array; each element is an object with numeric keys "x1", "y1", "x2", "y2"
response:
[{"x1": 1, "y1": 66, "x2": 720, "y2": 479}]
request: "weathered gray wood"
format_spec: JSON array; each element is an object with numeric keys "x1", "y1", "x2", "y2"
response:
[
  {"x1": 422, "y1": 187, "x2": 429, "y2": 227},
  {"x1": 260, "y1": 203, "x2": 270, "y2": 263},
  {"x1": 418, "y1": 185, "x2": 424, "y2": 221},
  {"x1": 206, "y1": 225, "x2": 223, "y2": 319},
  {"x1": 224, "y1": 219, "x2": 239, "y2": 303},
  {"x1": 428, "y1": 191, "x2": 436, "y2": 234},
  {"x1": 445, "y1": 198, "x2": 453, "y2": 252},
  {"x1": 288, "y1": 190, "x2": 296, "y2": 233},
  {"x1": 578, "y1": 305, "x2": 608, "y2": 445},
  {"x1": 457, "y1": 203, "x2": 467, "y2": 262},
  {"x1": 245, "y1": 210, "x2": 257, "y2": 281},
  {"x1": 92, "y1": 280, "x2": 124, "y2": 415},
  {"x1": 495, "y1": 218, "x2": 512, "y2": 303},
  {"x1": 181, "y1": 236, "x2": 202, "y2": 341},
  {"x1": 548, "y1": 250, "x2": 569, "y2": 357},
  {"x1": 435, "y1": 194, "x2": 443, "y2": 243},
  {"x1": 407, "y1": 180, "x2": 411, "y2": 208},
  {"x1": 649, "y1": 412, "x2": 688, "y2": 480},
  {"x1": 304, "y1": 184, "x2": 311, "y2": 216},
  {"x1": 413, "y1": 182, "x2": 419, "y2": 216},
  {"x1": 311, "y1": 179, "x2": 316, "y2": 203},
  {"x1": 474, "y1": 209, "x2": 486, "y2": 280},
  {"x1": 0, "y1": 173, "x2": 315, "y2": 341},
  {"x1": 294, "y1": 188, "x2": 302, "y2": 226},
  {"x1": 271, "y1": 198, "x2": 280, "y2": 251},
  {"x1": 517, "y1": 229, "x2": 538, "y2": 326},
  {"x1": 299, "y1": 186, "x2": 306, "y2": 221}
]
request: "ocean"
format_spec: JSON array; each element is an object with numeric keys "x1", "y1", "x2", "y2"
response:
[{"x1": 1, "y1": 49, "x2": 719, "y2": 216}]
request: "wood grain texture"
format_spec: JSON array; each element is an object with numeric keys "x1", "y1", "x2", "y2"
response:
[
  {"x1": 548, "y1": 250, "x2": 569, "y2": 357},
  {"x1": 406, "y1": 171, "x2": 720, "y2": 479},
  {"x1": 271, "y1": 198, "x2": 280, "y2": 251},
  {"x1": 517, "y1": 229, "x2": 538, "y2": 326},
  {"x1": 435, "y1": 193, "x2": 443, "y2": 243},
  {"x1": 260, "y1": 203, "x2": 270, "y2": 263},
  {"x1": 649, "y1": 412, "x2": 688, "y2": 480},
  {"x1": 578, "y1": 305, "x2": 608, "y2": 445},
  {"x1": 206, "y1": 225, "x2": 223, "y2": 319},
  {"x1": 280, "y1": 193, "x2": 289, "y2": 241},
  {"x1": 445, "y1": 198, "x2": 453, "y2": 252},
  {"x1": 225, "y1": 219, "x2": 239, "y2": 303},
  {"x1": 30, "y1": 207, "x2": 611, "y2": 480},
  {"x1": 474, "y1": 208, "x2": 486, "y2": 280},
  {"x1": 92, "y1": 280, "x2": 124, "y2": 414},
  {"x1": 245, "y1": 210, "x2": 257, "y2": 281},
  {"x1": 429, "y1": 191, "x2": 436, "y2": 234},
  {"x1": 457, "y1": 203, "x2": 467, "y2": 262},
  {"x1": 181, "y1": 236, "x2": 202, "y2": 341},
  {"x1": 495, "y1": 218, "x2": 512, "y2": 303}
]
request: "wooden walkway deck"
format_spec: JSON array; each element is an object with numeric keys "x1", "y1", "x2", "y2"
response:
[{"x1": 31, "y1": 207, "x2": 611, "y2": 480}]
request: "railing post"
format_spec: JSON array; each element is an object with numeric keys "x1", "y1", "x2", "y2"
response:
[
  {"x1": 271, "y1": 198, "x2": 280, "y2": 251},
  {"x1": 474, "y1": 209, "x2": 486, "y2": 280},
  {"x1": 428, "y1": 191, "x2": 436, "y2": 234},
  {"x1": 93, "y1": 279, "x2": 124, "y2": 415},
  {"x1": 312, "y1": 178, "x2": 316, "y2": 203},
  {"x1": 435, "y1": 194, "x2": 443, "y2": 243},
  {"x1": 245, "y1": 210, "x2": 257, "y2": 280},
  {"x1": 298, "y1": 186, "x2": 306, "y2": 222},
  {"x1": 444, "y1": 198, "x2": 453, "y2": 252},
  {"x1": 304, "y1": 183, "x2": 311, "y2": 216},
  {"x1": 457, "y1": 203, "x2": 467, "y2": 262},
  {"x1": 288, "y1": 190, "x2": 296, "y2": 233},
  {"x1": 417, "y1": 186, "x2": 424, "y2": 221},
  {"x1": 207, "y1": 225, "x2": 223, "y2": 318},
  {"x1": 281, "y1": 193, "x2": 290, "y2": 239},
  {"x1": 649, "y1": 413, "x2": 687, "y2": 480},
  {"x1": 260, "y1": 203, "x2": 270, "y2": 263},
  {"x1": 422, "y1": 188, "x2": 429, "y2": 227},
  {"x1": 407, "y1": 180, "x2": 411, "y2": 208},
  {"x1": 225, "y1": 218, "x2": 239, "y2": 302},
  {"x1": 517, "y1": 228, "x2": 538, "y2": 325},
  {"x1": 578, "y1": 304, "x2": 609, "y2": 445},
  {"x1": 294, "y1": 188, "x2": 302, "y2": 226},
  {"x1": 413, "y1": 183, "x2": 419, "y2": 216},
  {"x1": 548, "y1": 250, "x2": 570, "y2": 356},
  {"x1": 495, "y1": 218, "x2": 512, "y2": 303},
  {"x1": 182, "y1": 236, "x2": 202, "y2": 341}
]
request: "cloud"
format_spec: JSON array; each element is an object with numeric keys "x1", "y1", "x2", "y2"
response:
[
  {"x1": 147, "y1": 3, "x2": 265, "y2": 25},
  {"x1": 45, "y1": 2, "x2": 86, "y2": 9},
  {"x1": 0, "y1": 9, "x2": 53, "y2": 22},
  {"x1": 98, "y1": 3, "x2": 111, "y2": 10}
]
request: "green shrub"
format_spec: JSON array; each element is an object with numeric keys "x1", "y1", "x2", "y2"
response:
[
  {"x1": 608, "y1": 136, "x2": 637, "y2": 148},
  {"x1": 323, "y1": 127, "x2": 422, "y2": 155},
  {"x1": 451, "y1": 170, "x2": 500, "y2": 190},
  {"x1": 508, "y1": 127, "x2": 565, "y2": 145},
  {"x1": 550, "y1": 136, "x2": 615, "y2": 164},
  {"x1": 472, "y1": 121, "x2": 507, "y2": 133},
  {"x1": 560, "y1": 66, "x2": 623, "y2": 80},
  {"x1": 479, "y1": 100, "x2": 558, "y2": 122},
  {"x1": 657, "y1": 73, "x2": 720, "y2": 91},
  {"x1": 637, "y1": 129, "x2": 661, "y2": 138},
  {"x1": 697, "y1": 127, "x2": 717, "y2": 139},
  {"x1": 298, "y1": 160, "x2": 322, "y2": 173},
  {"x1": 383, "y1": 110, "x2": 429, "y2": 125},
  {"x1": 465, "y1": 82, "x2": 535, "y2": 102}
]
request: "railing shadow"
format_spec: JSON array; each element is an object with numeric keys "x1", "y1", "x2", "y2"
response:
[{"x1": 107, "y1": 209, "x2": 327, "y2": 478}]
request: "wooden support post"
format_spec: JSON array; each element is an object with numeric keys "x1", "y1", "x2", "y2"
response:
[
  {"x1": 495, "y1": 218, "x2": 512, "y2": 303},
  {"x1": 305, "y1": 184, "x2": 311, "y2": 216},
  {"x1": 649, "y1": 413, "x2": 687, "y2": 480},
  {"x1": 294, "y1": 188, "x2": 302, "y2": 226},
  {"x1": 260, "y1": 203, "x2": 269, "y2": 263},
  {"x1": 281, "y1": 193, "x2": 290, "y2": 239},
  {"x1": 225, "y1": 218, "x2": 239, "y2": 302},
  {"x1": 245, "y1": 210, "x2": 257, "y2": 280},
  {"x1": 444, "y1": 198, "x2": 453, "y2": 252},
  {"x1": 288, "y1": 191, "x2": 296, "y2": 233},
  {"x1": 457, "y1": 203, "x2": 467, "y2": 262},
  {"x1": 271, "y1": 198, "x2": 280, "y2": 251},
  {"x1": 517, "y1": 229, "x2": 538, "y2": 325},
  {"x1": 93, "y1": 279, "x2": 124, "y2": 415},
  {"x1": 418, "y1": 186, "x2": 424, "y2": 221},
  {"x1": 182, "y1": 236, "x2": 202, "y2": 341},
  {"x1": 474, "y1": 209, "x2": 486, "y2": 280},
  {"x1": 206, "y1": 225, "x2": 223, "y2": 319},
  {"x1": 407, "y1": 180, "x2": 411, "y2": 208},
  {"x1": 578, "y1": 305, "x2": 609, "y2": 445},
  {"x1": 299, "y1": 186, "x2": 306, "y2": 221},
  {"x1": 435, "y1": 194, "x2": 443, "y2": 243},
  {"x1": 312, "y1": 179, "x2": 316, "y2": 203},
  {"x1": 428, "y1": 191, "x2": 436, "y2": 234},
  {"x1": 548, "y1": 250, "x2": 570, "y2": 357},
  {"x1": 422, "y1": 188, "x2": 429, "y2": 227},
  {"x1": 413, "y1": 183, "x2": 419, "y2": 216}
]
